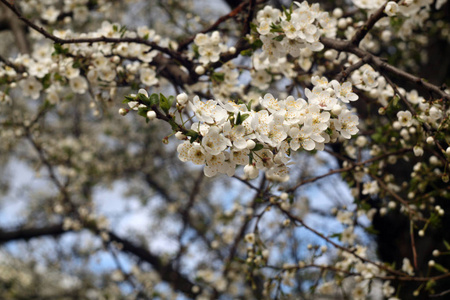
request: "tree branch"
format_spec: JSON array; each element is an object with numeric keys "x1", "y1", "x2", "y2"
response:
[
  {"x1": 0, "y1": 223, "x2": 200, "y2": 298},
  {"x1": 178, "y1": 0, "x2": 252, "y2": 51},
  {"x1": 320, "y1": 37, "x2": 450, "y2": 101},
  {"x1": 0, "y1": 0, "x2": 188, "y2": 65},
  {"x1": 350, "y1": 0, "x2": 391, "y2": 46},
  {"x1": 0, "y1": 224, "x2": 68, "y2": 243}
]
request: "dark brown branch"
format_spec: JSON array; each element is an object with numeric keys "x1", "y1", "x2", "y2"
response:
[
  {"x1": 4, "y1": 6, "x2": 30, "y2": 53},
  {"x1": 0, "y1": 0, "x2": 188, "y2": 65},
  {"x1": 0, "y1": 224, "x2": 68, "y2": 243},
  {"x1": 287, "y1": 147, "x2": 412, "y2": 192},
  {"x1": 320, "y1": 37, "x2": 450, "y2": 101},
  {"x1": 178, "y1": 0, "x2": 251, "y2": 51},
  {"x1": 242, "y1": 0, "x2": 256, "y2": 37},
  {"x1": 278, "y1": 205, "x2": 409, "y2": 277},
  {"x1": 0, "y1": 54, "x2": 25, "y2": 73},
  {"x1": 223, "y1": 175, "x2": 266, "y2": 274},
  {"x1": 0, "y1": 223, "x2": 200, "y2": 298},
  {"x1": 107, "y1": 231, "x2": 200, "y2": 298},
  {"x1": 350, "y1": 0, "x2": 390, "y2": 46},
  {"x1": 335, "y1": 55, "x2": 370, "y2": 82}
]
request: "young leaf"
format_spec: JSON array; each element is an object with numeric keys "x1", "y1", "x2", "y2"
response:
[
  {"x1": 444, "y1": 240, "x2": 450, "y2": 250},
  {"x1": 236, "y1": 112, "x2": 250, "y2": 125},
  {"x1": 273, "y1": 35, "x2": 285, "y2": 42},
  {"x1": 137, "y1": 107, "x2": 148, "y2": 118},
  {"x1": 138, "y1": 93, "x2": 151, "y2": 106},
  {"x1": 212, "y1": 73, "x2": 225, "y2": 82},
  {"x1": 253, "y1": 144, "x2": 264, "y2": 151},
  {"x1": 159, "y1": 93, "x2": 171, "y2": 113},
  {"x1": 149, "y1": 93, "x2": 159, "y2": 106},
  {"x1": 432, "y1": 263, "x2": 449, "y2": 273},
  {"x1": 168, "y1": 118, "x2": 179, "y2": 131}
]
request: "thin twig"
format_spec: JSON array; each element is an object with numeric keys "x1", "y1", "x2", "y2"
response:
[
  {"x1": 288, "y1": 148, "x2": 412, "y2": 192},
  {"x1": 350, "y1": 0, "x2": 392, "y2": 46},
  {"x1": 320, "y1": 37, "x2": 450, "y2": 101}
]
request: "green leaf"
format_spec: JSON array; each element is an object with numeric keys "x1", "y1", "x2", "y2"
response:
[
  {"x1": 192, "y1": 44, "x2": 200, "y2": 58},
  {"x1": 42, "y1": 100, "x2": 55, "y2": 110},
  {"x1": 444, "y1": 240, "x2": 450, "y2": 250},
  {"x1": 137, "y1": 93, "x2": 151, "y2": 106},
  {"x1": 425, "y1": 279, "x2": 436, "y2": 293},
  {"x1": 273, "y1": 35, "x2": 285, "y2": 42},
  {"x1": 120, "y1": 26, "x2": 127, "y2": 38},
  {"x1": 212, "y1": 72, "x2": 225, "y2": 82},
  {"x1": 251, "y1": 39, "x2": 263, "y2": 49},
  {"x1": 246, "y1": 100, "x2": 254, "y2": 111},
  {"x1": 149, "y1": 93, "x2": 159, "y2": 106},
  {"x1": 329, "y1": 233, "x2": 342, "y2": 239},
  {"x1": 41, "y1": 74, "x2": 51, "y2": 89},
  {"x1": 186, "y1": 129, "x2": 200, "y2": 143},
  {"x1": 159, "y1": 93, "x2": 171, "y2": 113},
  {"x1": 236, "y1": 112, "x2": 250, "y2": 125},
  {"x1": 72, "y1": 60, "x2": 81, "y2": 69},
  {"x1": 186, "y1": 131, "x2": 199, "y2": 143},
  {"x1": 240, "y1": 49, "x2": 253, "y2": 56},
  {"x1": 433, "y1": 263, "x2": 449, "y2": 273},
  {"x1": 123, "y1": 95, "x2": 135, "y2": 104},
  {"x1": 365, "y1": 226, "x2": 379, "y2": 235},
  {"x1": 282, "y1": 5, "x2": 292, "y2": 22},
  {"x1": 270, "y1": 23, "x2": 283, "y2": 33},
  {"x1": 392, "y1": 95, "x2": 400, "y2": 107},
  {"x1": 53, "y1": 43, "x2": 68, "y2": 55},
  {"x1": 371, "y1": 133, "x2": 382, "y2": 143},
  {"x1": 185, "y1": 130, "x2": 198, "y2": 137},
  {"x1": 137, "y1": 107, "x2": 148, "y2": 118},
  {"x1": 168, "y1": 118, "x2": 179, "y2": 131},
  {"x1": 253, "y1": 144, "x2": 264, "y2": 151}
]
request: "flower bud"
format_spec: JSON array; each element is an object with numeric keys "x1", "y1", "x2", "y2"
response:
[
  {"x1": 244, "y1": 233, "x2": 255, "y2": 244},
  {"x1": 138, "y1": 88, "x2": 148, "y2": 97},
  {"x1": 176, "y1": 92, "x2": 189, "y2": 105},
  {"x1": 337, "y1": 18, "x2": 347, "y2": 29},
  {"x1": 332, "y1": 8, "x2": 343, "y2": 18},
  {"x1": 246, "y1": 140, "x2": 256, "y2": 150},
  {"x1": 384, "y1": 2, "x2": 399, "y2": 17},
  {"x1": 175, "y1": 131, "x2": 186, "y2": 140},
  {"x1": 147, "y1": 110, "x2": 156, "y2": 120},
  {"x1": 331, "y1": 104, "x2": 342, "y2": 115},
  {"x1": 244, "y1": 164, "x2": 259, "y2": 179},
  {"x1": 413, "y1": 146, "x2": 423, "y2": 157},
  {"x1": 195, "y1": 65, "x2": 205, "y2": 75},
  {"x1": 118, "y1": 108, "x2": 128, "y2": 116},
  {"x1": 280, "y1": 192, "x2": 289, "y2": 201}
]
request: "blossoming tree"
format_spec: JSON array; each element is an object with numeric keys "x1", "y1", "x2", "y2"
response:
[{"x1": 0, "y1": 0, "x2": 449, "y2": 299}]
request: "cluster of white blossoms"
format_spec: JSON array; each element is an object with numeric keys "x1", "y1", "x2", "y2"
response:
[
  {"x1": 194, "y1": 31, "x2": 228, "y2": 66},
  {"x1": 353, "y1": 0, "x2": 448, "y2": 39},
  {"x1": 175, "y1": 76, "x2": 359, "y2": 178},
  {"x1": 255, "y1": 1, "x2": 336, "y2": 63}
]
